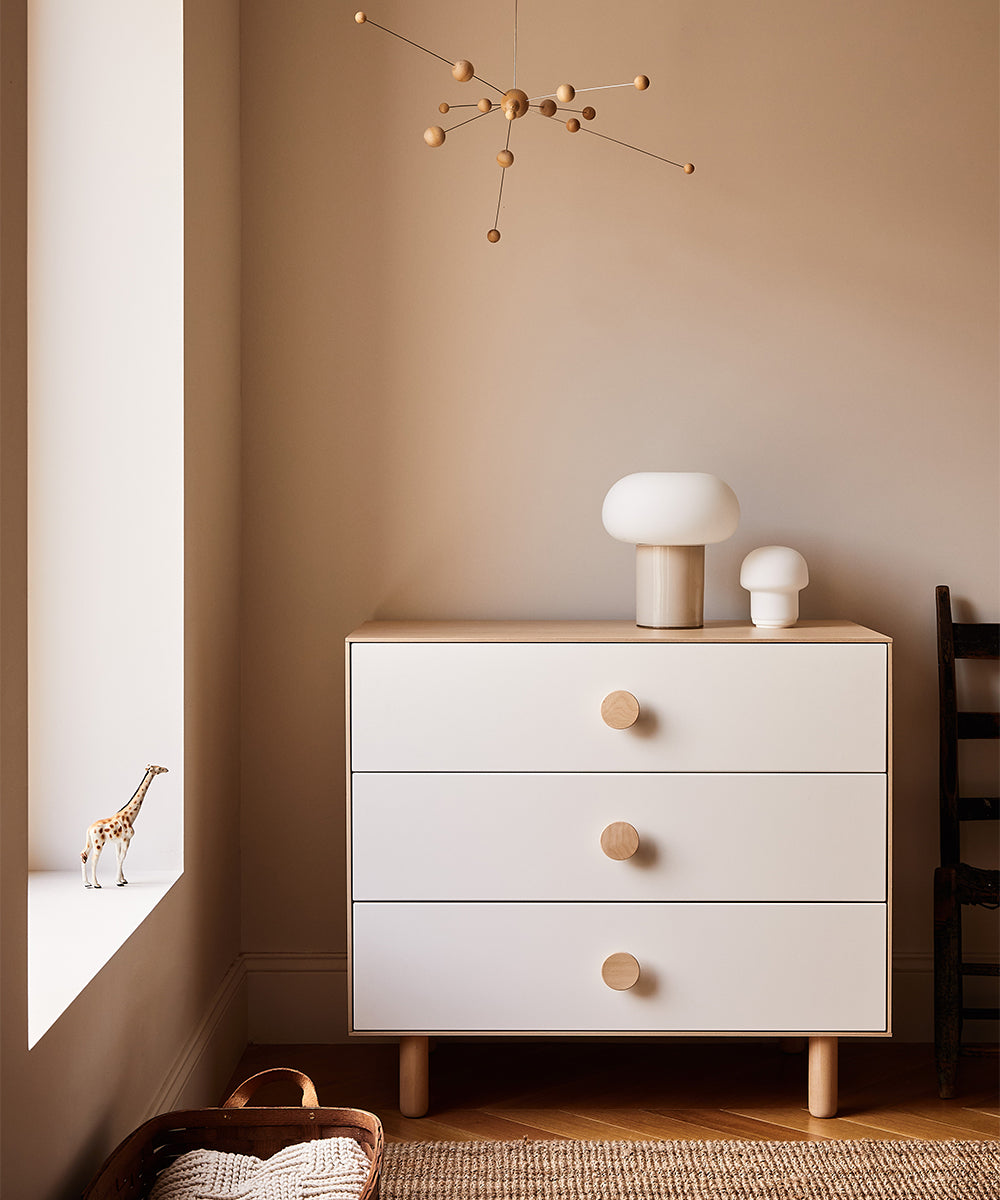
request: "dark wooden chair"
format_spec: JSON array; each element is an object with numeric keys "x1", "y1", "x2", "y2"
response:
[{"x1": 933, "y1": 585, "x2": 999, "y2": 1098}]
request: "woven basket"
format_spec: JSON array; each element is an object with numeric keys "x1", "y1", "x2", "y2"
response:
[{"x1": 82, "y1": 1068, "x2": 382, "y2": 1200}]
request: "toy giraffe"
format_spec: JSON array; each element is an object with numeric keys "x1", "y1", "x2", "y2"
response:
[{"x1": 81, "y1": 764, "x2": 169, "y2": 889}]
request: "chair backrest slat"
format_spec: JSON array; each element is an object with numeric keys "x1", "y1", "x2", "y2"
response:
[
  {"x1": 956, "y1": 711, "x2": 1000, "y2": 740},
  {"x1": 958, "y1": 797, "x2": 999, "y2": 821},
  {"x1": 953, "y1": 622, "x2": 1000, "y2": 659}
]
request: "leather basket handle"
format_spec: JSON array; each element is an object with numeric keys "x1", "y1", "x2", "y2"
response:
[{"x1": 222, "y1": 1068, "x2": 319, "y2": 1109}]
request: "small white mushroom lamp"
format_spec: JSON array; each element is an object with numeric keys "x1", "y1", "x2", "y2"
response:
[
  {"x1": 602, "y1": 473, "x2": 741, "y2": 629},
  {"x1": 740, "y1": 546, "x2": 809, "y2": 629}
]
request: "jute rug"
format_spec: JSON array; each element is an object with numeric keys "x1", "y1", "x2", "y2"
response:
[{"x1": 381, "y1": 1138, "x2": 1000, "y2": 1199}]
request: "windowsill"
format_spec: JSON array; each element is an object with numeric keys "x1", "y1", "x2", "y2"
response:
[{"x1": 28, "y1": 868, "x2": 181, "y2": 1048}]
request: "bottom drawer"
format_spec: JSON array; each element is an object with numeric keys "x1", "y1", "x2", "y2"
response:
[{"x1": 351, "y1": 902, "x2": 887, "y2": 1034}]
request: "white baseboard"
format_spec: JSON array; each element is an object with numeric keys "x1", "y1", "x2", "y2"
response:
[
  {"x1": 245, "y1": 951, "x2": 349, "y2": 1044},
  {"x1": 147, "y1": 954, "x2": 248, "y2": 1118},
  {"x1": 892, "y1": 952, "x2": 934, "y2": 1042},
  {"x1": 145, "y1": 952, "x2": 351, "y2": 1120},
  {"x1": 891, "y1": 951, "x2": 998, "y2": 1042}
]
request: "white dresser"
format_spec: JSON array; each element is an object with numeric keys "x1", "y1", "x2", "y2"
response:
[{"x1": 346, "y1": 620, "x2": 892, "y2": 1118}]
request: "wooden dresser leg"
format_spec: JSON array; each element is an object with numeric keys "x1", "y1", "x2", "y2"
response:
[
  {"x1": 808, "y1": 1036, "x2": 838, "y2": 1118},
  {"x1": 399, "y1": 1035, "x2": 430, "y2": 1117}
]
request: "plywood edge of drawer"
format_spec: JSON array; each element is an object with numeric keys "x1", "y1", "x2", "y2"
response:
[
  {"x1": 346, "y1": 620, "x2": 892, "y2": 644},
  {"x1": 345, "y1": 644, "x2": 356, "y2": 1035},
  {"x1": 885, "y1": 641, "x2": 894, "y2": 1049}
]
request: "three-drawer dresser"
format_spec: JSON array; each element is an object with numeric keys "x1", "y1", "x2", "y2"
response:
[{"x1": 346, "y1": 619, "x2": 892, "y2": 1118}]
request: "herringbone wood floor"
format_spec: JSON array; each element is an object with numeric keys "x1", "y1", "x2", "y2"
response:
[{"x1": 227, "y1": 1040, "x2": 998, "y2": 1143}]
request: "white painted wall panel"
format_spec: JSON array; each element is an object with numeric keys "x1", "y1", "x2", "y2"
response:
[{"x1": 28, "y1": 0, "x2": 184, "y2": 871}]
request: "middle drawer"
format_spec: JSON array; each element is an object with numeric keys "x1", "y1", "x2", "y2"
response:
[{"x1": 351, "y1": 772, "x2": 887, "y2": 902}]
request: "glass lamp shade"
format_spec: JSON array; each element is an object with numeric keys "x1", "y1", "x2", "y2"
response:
[
  {"x1": 740, "y1": 546, "x2": 809, "y2": 628},
  {"x1": 602, "y1": 472, "x2": 740, "y2": 546},
  {"x1": 602, "y1": 473, "x2": 740, "y2": 628}
]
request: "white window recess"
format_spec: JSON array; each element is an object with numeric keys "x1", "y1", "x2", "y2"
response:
[{"x1": 27, "y1": 0, "x2": 184, "y2": 1048}]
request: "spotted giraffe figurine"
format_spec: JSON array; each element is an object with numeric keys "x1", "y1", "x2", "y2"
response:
[{"x1": 81, "y1": 764, "x2": 169, "y2": 889}]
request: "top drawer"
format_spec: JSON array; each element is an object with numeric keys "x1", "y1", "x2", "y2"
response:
[{"x1": 350, "y1": 641, "x2": 887, "y2": 773}]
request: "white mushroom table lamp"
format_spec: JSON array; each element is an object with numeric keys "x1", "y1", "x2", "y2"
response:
[
  {"x1": 602, "y1": 472, "x2": 740, "y2": 629},
  {"x1": 740, "y1": 546, "x2": 809, "y2": 628}
]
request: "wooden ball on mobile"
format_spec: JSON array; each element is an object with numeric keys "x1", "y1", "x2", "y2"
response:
[
  {"x1": 501, "y1": 88, "x2": 529, "y2": 120},
  {"x1": 351, "y1": 13, "x2": 694, "y2": 246}
]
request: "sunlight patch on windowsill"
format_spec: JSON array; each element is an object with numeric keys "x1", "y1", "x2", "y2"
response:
[{"x1": 28, "y1": 869, "x2": 181, "y2": 1048}]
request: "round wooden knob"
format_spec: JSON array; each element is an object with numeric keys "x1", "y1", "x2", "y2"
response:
[
  {"x1": 602, "y1": 952, "x2": 640, "y2": 991},
  {"x1": 601, "y1": 690, "x2": 639, "y2": 729},
  {"x1": 601, "y1": 821, "x2": 640, "y2": 860},
  {"x1": 452, "y1": 60, "x2": 475, "y2": 83}
]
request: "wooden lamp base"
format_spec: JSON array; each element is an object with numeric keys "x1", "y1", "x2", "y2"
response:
[{"x1": 635, "y1": 544, "x2": 705, "y2": 629}]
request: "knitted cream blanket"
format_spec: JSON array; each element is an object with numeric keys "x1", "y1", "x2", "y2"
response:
[{"x1": 147, "y1": 1137, "x2": 372, "y2": 1200}]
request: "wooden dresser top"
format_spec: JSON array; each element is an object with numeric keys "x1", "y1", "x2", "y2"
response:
[{"x1": 347, "y1": 619, "x2": 891, "y2": 645}]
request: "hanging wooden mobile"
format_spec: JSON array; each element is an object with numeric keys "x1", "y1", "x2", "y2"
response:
[{"x1": 354, "y1": 6, "x2": 693, "y2": 244}]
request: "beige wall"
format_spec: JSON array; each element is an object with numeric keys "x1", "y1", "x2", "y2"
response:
[
  {"x1": 0, "y1": 4, "x2": 243, "y2": 1196},
  {"x1": 241, "y1": 0, "x2": 998, "y2": 1034},
  {"x1": 0, "y1": 2, "x2": 995, "y2": 1191}
]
